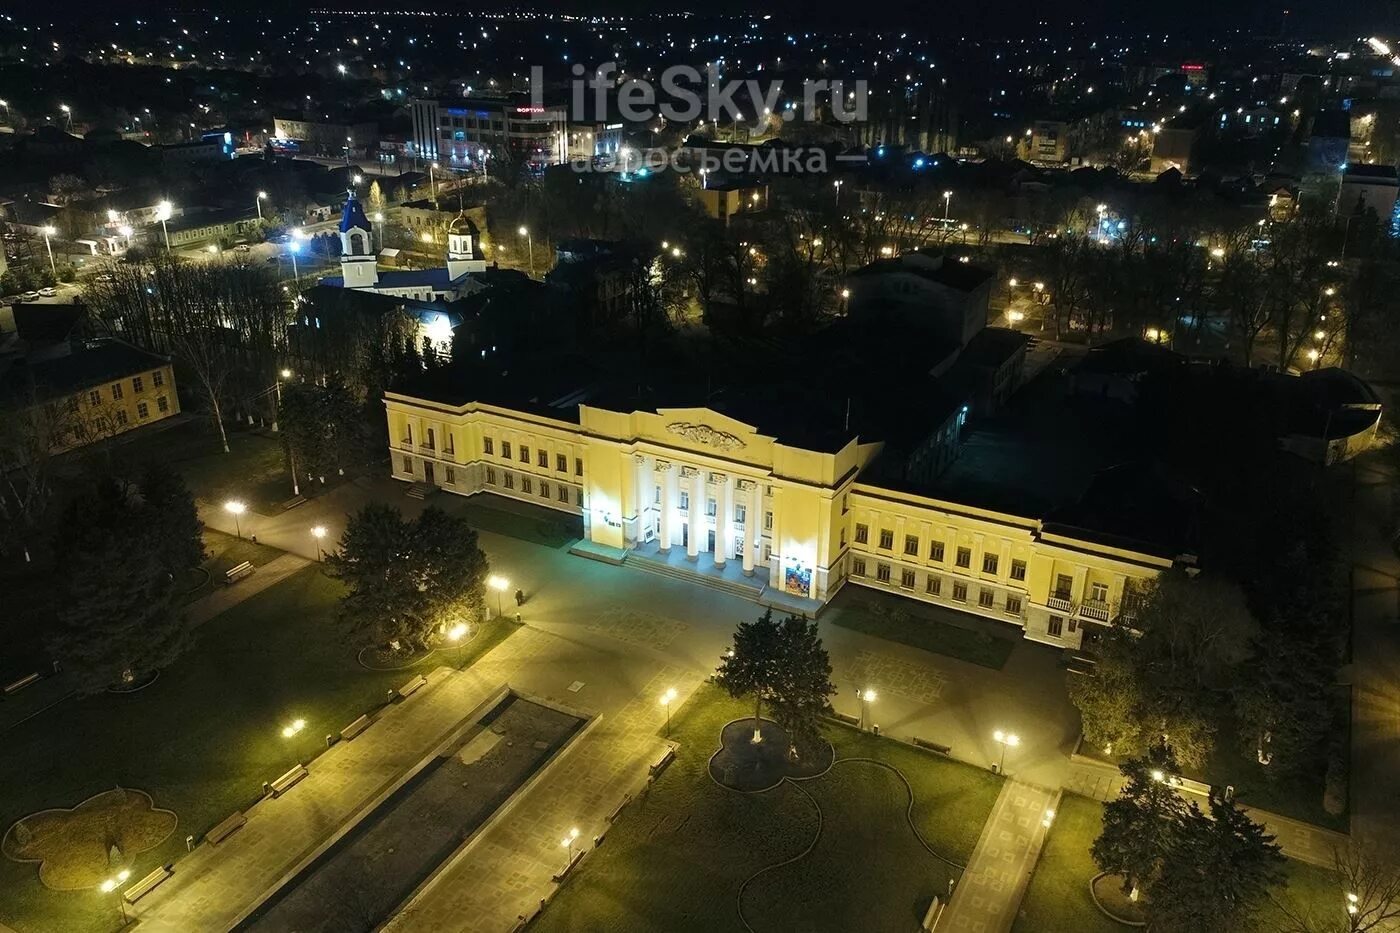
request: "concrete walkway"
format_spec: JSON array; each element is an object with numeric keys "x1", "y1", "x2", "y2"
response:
[
  {"x1": 941, "y1": 781, "x2": 1059, "y2": 933},
  {"x1": 185, "y1": 553, "x2": 311, "y2": 627},
  {"x1": 386, "y1": 669, "x2": 706, "y2": 932}
]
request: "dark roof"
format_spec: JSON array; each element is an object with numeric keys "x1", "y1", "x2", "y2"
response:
[
  {"x1": 1045, "y1": 461, "x2": 1202, "y2": 560},
  {"x1": 848, "y1": 251, "x2": 995, "y2": 293},
  {"x1": 13, "y1": 303, "x2": 87, "y2": 343},
  {"x1": 1, "y1": 338, "x2": 169, "y2": 404},
  {"x1": 1076, "y1": 337, "x2": 1183, "y2": 377},
  {"x1": 339, "y1": 194, "x2": 371, "y2": 233},
  {"x1": 1344, "y1": 163, "x2": 1398, "y2": 182},
  {"x1": 959, "y1": 327, "x2": 1030, "y2": 368}
]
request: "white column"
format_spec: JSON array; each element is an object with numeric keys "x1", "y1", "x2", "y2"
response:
[
  {"x1": 686, "y1": 468, "x2": 703, "y2": 561},
  {"x1": 658, "y1": 463, "x2": 673, "y2": 552},
  {"x1": 714, "y1": 474, "x2": 732, "y2": 568},
  {"x1": 743, "y1": 480, "x2": 760, "y2": 575},
  {"x1": 632, "y1": 454, "x2": 649, "y2": 546}
]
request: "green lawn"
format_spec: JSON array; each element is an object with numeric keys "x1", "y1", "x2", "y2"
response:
[
  {"x1": 457, "y1": 496, "x2": 583, "y2": 549},
  {"x1": 1014, "y1": 794, "x2": 1123, "y2": 933},
  {"x1": 532, "y1": 685, "x2": 1002, "y2": 933},
  {"x1": 1014, "y1": 794, "x2": 1342, "y2": 933},
  {"x1": 177, "y1": 528, "x2": 286, "y2": 605},
  {"x1": 0, "y1": 566, "x2": 518, "y2": 933},
  {"x1": 824, "y1": 585, "x2": 1017, "y2": 670}
]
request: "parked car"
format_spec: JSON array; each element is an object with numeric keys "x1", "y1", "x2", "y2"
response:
[
  {"x1": 234, "y1": 244, "x2": 251, "y2": 253},
  {"x1": 20, "y1": 291, "x2": 39, "y2": 301},
  {"x1": 38, "y1": 287, "x2": 57, "y2": 297}
]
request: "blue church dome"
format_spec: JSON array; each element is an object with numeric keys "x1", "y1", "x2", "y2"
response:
[{"x1": 339, "y1": 194, "x2": 371, "y2": 233}]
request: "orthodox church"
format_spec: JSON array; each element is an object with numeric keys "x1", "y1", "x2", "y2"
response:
[{"x1": 319, "y1": 190, "x2": 489, "y2": 302}]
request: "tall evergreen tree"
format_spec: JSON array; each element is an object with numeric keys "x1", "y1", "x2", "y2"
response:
[
  {"x1": 137, "y1": 463, "x2": 205, "y2": 577},
  {"x1": 1092, "y1": 745, "x2": 1188, "y2": 900}
]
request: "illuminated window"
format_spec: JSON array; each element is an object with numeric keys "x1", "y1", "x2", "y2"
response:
[
  {"x1": 855, "y1": 523, "x2": 868, "y2": 544},
  {"x1": 484, "y1": 437, "x2": 494, "y2": 455}
]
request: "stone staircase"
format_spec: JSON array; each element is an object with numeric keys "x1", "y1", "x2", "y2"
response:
[
  {"x1": 623, "y1": 552, "x2": 765, "y2": 601},
  {"x1": 405, "y1": 482, "x2": 436, "y2": 500}
]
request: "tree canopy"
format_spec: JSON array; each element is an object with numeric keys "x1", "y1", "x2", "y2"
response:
[{"x1": 715, "y1": 609, "x2": 836, "y2": 757}]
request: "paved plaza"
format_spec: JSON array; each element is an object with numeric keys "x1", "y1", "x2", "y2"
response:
[{"x1": 942, "y1": 781, "x2": 1059, "y2": 933}]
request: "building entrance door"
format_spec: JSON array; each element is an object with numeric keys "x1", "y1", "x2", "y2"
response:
[
  {"x1": 423, "y1": 462, "x2": 435, "y2": 485},
  {"x1": 682, "y1": 523, "x2": 688, "y2": 547},
  {"x1": 707, "y1": 529, "x2": 716, "y2": 553}
]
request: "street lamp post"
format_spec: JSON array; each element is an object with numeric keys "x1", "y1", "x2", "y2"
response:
[
  {"x1": 851, "y1": 686, "x2": 873, "y2": 728},
  {"x1": 518, "y1": 226, "x2": 534, "y2": 277},
  {"x1": 833, "y1": 179, "x2": 843, "y2": 207},
  {"x1": 60, "y1": 103, "x2": 72, "y2": 131},
  {"x1": 430, "y1": 161, "x2": 438, "y2": 202},
  {"x1": 288, "y1": 239, "x2": 302, "y2": 284},
  {"x1": 40, "y1": 226, "x2": 57, "y2": 277},
  {"x1": 943, "y1": 190, "x2": 952, "y2": 223},
  {"x1": 224, "y1": 500, "x2": 246, "y2": 539},
  {"x1": 447, "y1": 621, "x2": 469, "y2": 668},
  {"x1": 660, "y1": 687, "x2": 678, "y2": 737},
  {"x1": 992, "y1": 729, "x2": 1020, "y2": 774},
  {"x1": 99, "y1": 869, "x2": 132, "y2": 923},
  {"x1": 560, "y1": 827, "x2": 580, "y2": 872},
  {"x1": 256, "y1": 191, "x2": 267, "y2": 221},
  {"x1": 487, "y1": 575, "x2": 510, "y2": 618},
  {"x1": 156, "y1": 200, "x2": 173, "y2": 252},
  {"x1": 272, "y1": 367, "x2": 291, "y2": 432},
  {"x1": 311, "y1": 525, "x2": 327, "y2": 561}
]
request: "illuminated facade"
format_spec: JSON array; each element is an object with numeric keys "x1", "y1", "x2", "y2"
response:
[{"x1": 384, "y1": 394, "x2": 1178, "y2": 648}]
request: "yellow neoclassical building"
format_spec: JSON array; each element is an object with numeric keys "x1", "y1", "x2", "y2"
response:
[{"x1": 384, "y1": 391, "x2": 1182, "y2": 649}]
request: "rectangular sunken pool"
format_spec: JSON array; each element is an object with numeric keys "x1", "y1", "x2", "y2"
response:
[{"x1": 237, "y1": 695, "x2": 583, "y2": 933}]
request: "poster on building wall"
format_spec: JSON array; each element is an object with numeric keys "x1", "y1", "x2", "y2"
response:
[{"x1": 784, "y1": 563, "x2": 811, "y2": 598}]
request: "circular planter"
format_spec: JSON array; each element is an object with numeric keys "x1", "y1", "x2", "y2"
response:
[
  {"x1": 107, "y1": 670, "x2": 160, "y2": 694},
  {"x1": 1090, "y1": 872, "x2": 1148, "y2": 927}
]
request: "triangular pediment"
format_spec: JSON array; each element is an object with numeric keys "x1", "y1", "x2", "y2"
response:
[{"x1": 653, "y1": 408, "x2": 767, "y2": 452}]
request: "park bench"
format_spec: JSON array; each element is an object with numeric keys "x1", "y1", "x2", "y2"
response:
[
  {"x1": 395, "y1": 674, "x2": 427, "y2": 699},
  {"x1": 3, "y1": 672, "x2": 40, "y2": 695},
  {"x1": 921, "y1": 895, "x2": 945, "y2": 931},
  {"x1": 122, "y1": 865, "x2": 173, "y2": 904},
  {"x1": 279, "y1": 495, "x2": 307, "y2": 511},
  {"x1": 225, "y1": 561, "x2": 255, "y2": 584},
  {"x1": 830, "y1": 711, "x2": 860, "y2": 727},
  {"x1": 649, "y1": 747, "x2": 676, "y2": 779},
  {"x1": 911, "y1": 737, "x2": 952, "y2": 756},
  {"x1": 269, "y1": 763, "x2": 308, "y2": 797},
  {"x1": 205, "y1": 812, "x2": 246, "y2": 845},
  {"x1": 606, "y1": 793, "x2": 632, "y2": 824},
  {"x1": 340, "y1": 713, "x2": 373, "y2": 740}
]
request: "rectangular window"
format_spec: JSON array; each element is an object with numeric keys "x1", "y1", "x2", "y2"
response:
[
  {"x1": 132, "y1": 376, "x2": 144, "y2": 393},
  {"x1": 576, "y1": 457, "x2": 583, "y2": 476},
  {"x1": 764, "y1": 511, "x2": 773, "y2": 531},
  {"x1": 853, "y1": 558, "x2": 866, "y2": 577},
  {"x1": 556, "y1": 453, "x2": 567, "y2": 472},
  {"x1": 425, "y1": 427, "x2": 435, "y2": 450},
  {"x1": 839, "y1": 528, "x2": 847, "y2": 547},
  {"x1": 706, "y1": 498, "x2": 717, "y2": 517},
  {"x1": 1090, "y1": 582, "x2": 1109, "y2": 602},
  {"x1": 114, "y1": 409, "x2": 127, "y2": 426},
  {"x1": 1048, "y1": 616, "x2": 1064, "y2": 637},
  {"x1": 486, "y1": 467, "x2": 496, "y2": 485},
  {"x1": 522, "y1": 477, "x2": 532, "y2": 494},
  {"x1": 88, "y1": 389, "x2": 101, "y2": 406},
  {"x1": 956, "y1": 547, "x2": 972, "y2": 569},
  {"x1": 1006, "y1": 595, "x2": 1022, "y2": 615},
  {"x1": 978, "y1": 588, "x2": 995, "y2": 608},
  {"x1": 156, "y1": 395, "x2": 169, "y2": 413},
  {"x1": 952, "y1": 581, "x2": 967, "y2": 602},
  {"x1": 926, "y1": 576, "x2": 941, "y2": 596},
  {"x1": 575, "y1": 488, "x2": 583, "y2": 505},
  {"x1": 137, "y1": 401, "x2": 149, "y2": 419},
  {"x1": 538, "y1": 450, "x2": 548, "y2": 468},
  {"x1": 152, "y1": 370, "x2": 164, "y2": 387},
  {"x1": 878, "y1": 529, "x2": 894, "y2": 549},
  {"x1": 901, "y1": 569, "x2": 916, "y2": 588},
  {"x1": 520, "y1": 445, "x2": 530, "y2": 464},
  {"x1": 982, "y1": 553, "x2": 999, "y2": 575},
  {"x1": 558, "y1": 486, "x2": 569, "y2": 502},
  {"x1": 504, "y1": 473, "x2": 514, "y2": 489},
  {"x1": 1010, "y1": 559, "x2": 1026, "y2": 581},
  {"x1": 501, "y1": 440, "x2": 511, "y2": 459},
  {"x1": 445, "y1": 466, "x2": 456, "y2": 485},
  {"x1": 930, "y1": 541, "x2": 945, "y2": 562},
  {"x1": 655, "y1": 485, "x2": 661, "y2": 505},
  {"x1": 876, "y1": 563, "x2": 891, "y2": 583},
  {"x1": 111, "y1": 382, "x2": 124, "y2": 400},
  {"x1": 1069, "y1": 618, "x2": 1078, "y2": 633},
  {"x1": 904, "y1": 534, "x2": 919, "y2": 556},
  {"x1": 679, "y1": 491, "x2": 690, "y2": 511},
  {"x1": 540, "y1": 481, "x2": 549, "y2": 498},
  {"x1": 403, "y1": 456, "x2": 412, "y2": 473},
  {"x1": 1055, "y1": 574, "x2": 1073, "y2": 599},
  {"x1": 855, "y1": 523, "x2": 869, "y2": 544},
  {"x1": 735, "y1": 504, "x2": 747, "y2": 524},
  {"x1": 484, "y1": 437, "x2": 494, "y2": 455}
]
